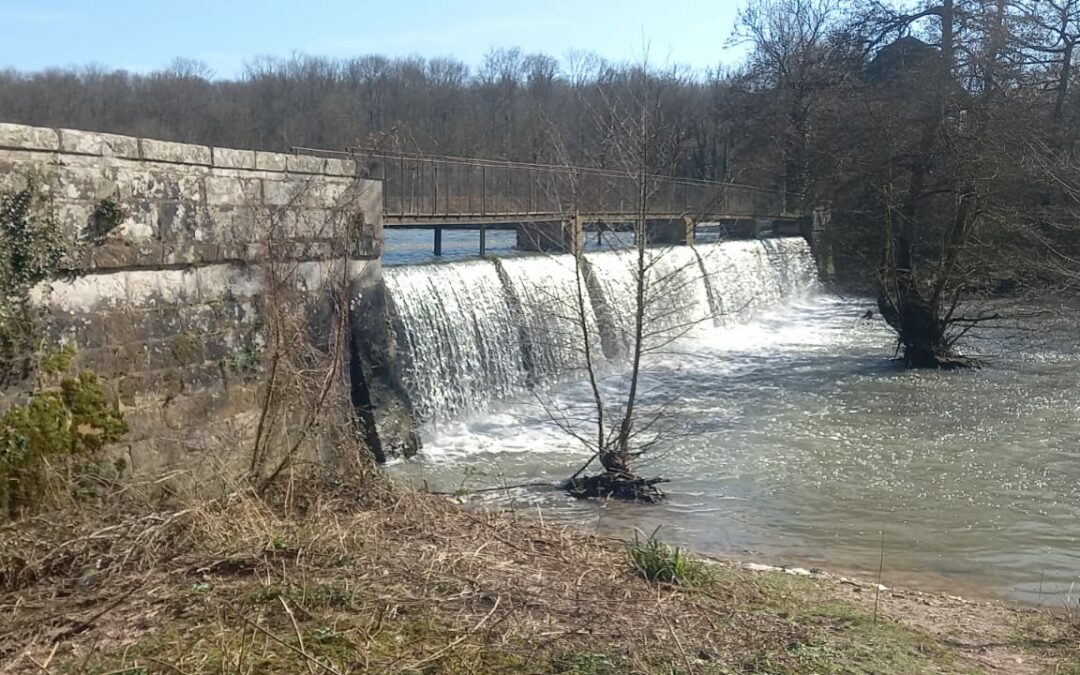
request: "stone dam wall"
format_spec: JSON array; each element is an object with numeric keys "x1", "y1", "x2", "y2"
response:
[{"x1": 0, "y1": 122, "x2": 406, "y2": 479}]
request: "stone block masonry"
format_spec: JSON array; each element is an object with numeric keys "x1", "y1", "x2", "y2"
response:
[{"x1": 0, "y1": 122, "x2": 393, "y2": 479}]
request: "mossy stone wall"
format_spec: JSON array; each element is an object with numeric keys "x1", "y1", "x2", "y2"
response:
[{"x1": 0, "y1": 122, "x2": 384, "y2": 478}]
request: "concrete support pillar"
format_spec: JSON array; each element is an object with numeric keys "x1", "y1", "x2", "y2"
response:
[
  {"x1": 516, "y1": 217, "x2": 582, "y2": 254},
  {"x1": 812, "y1": 206, "x2": 835, "y2": 282},
  {"x1": 754, "y1": 218, "x2": 774, "y2": 238},
  {"x1": 774, "y1": 218, "x2": 804, "y2": 237},
  {"x1": 433, "y1": 226, "x2": 443, "y2": 256},
  {"x1": 647, "y1": 215, "x2": 695, "y2": 246},
  {"x1": 479, "y1": 224, "x2": 487, "y2": 256}
]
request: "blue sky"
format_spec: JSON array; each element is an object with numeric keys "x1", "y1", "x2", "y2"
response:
[{"x1": 0, "y1": 0, "x2": 746, "y2": 77}]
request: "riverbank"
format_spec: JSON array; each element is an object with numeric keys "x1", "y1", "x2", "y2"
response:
[
  {"x1": 386, "y1": 291, "x2": 1080, "y2": 606},
  {"x1": 1, "y1": 478, "x2": 1077, "y2": 674}
]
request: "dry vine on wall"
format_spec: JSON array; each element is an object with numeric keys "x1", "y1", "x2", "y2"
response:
[{"x1": 246, "y1": 179, "x2": 384, "y2": 497}]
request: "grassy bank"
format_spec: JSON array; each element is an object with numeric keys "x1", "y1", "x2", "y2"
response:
[{"x1": 0, "y1": 476, "x2": 1077, "y2": 674}]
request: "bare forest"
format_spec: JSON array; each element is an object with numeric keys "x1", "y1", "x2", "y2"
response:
[{"x1": 3, "y1": 0, "x2": 1080, "y2": 365}]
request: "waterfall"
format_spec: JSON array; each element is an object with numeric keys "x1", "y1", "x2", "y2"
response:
[
  {"x1": 383, "y1": 237, "x2": 819, "y2": 427},
  {"x1": 383, "y1": 261, "x2": 526, "y2": 424},
  {"x1": 497, "y1": 256, "x2": 597, "y2": 383},
  {"x1": 696, "y1": 238, "x2": 818, "y2": 325},
  {"x1": 582, "y1": 246, "x2": 713, "y2": 356}
]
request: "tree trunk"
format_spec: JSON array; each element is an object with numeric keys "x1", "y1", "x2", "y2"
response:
[
  {"x1": 1053, "y1": 39, "x2": 1074, "y2": 149},
  {"x1": 877, "y1": 285, "x2": 952, "y2": 368},
  {"x1": 875, "y1": 0, "x2": 977, "y2": 371}
]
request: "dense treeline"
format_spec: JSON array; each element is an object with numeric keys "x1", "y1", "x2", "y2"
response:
[
  {"x1": 0, "y1": 4, "x2": 1074, "y2": 200},
  {"x1": 2, "y1": 0, "x2": 1079, "y2": 367},
  {"x1": 0, "y1": 53, "x2": 759, "y2": 184}
]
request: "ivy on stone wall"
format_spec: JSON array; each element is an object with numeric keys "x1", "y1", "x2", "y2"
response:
[
  {"x1": 0, "y1": 178, "x2": 65, "y2": 387},
  {"x1": 0, "y1": 182, "x2": 129, "y2": 519}
]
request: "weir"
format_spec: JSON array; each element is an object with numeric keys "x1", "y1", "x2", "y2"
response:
[
  {"x1": 384, "y1": 238, "x2": 818, "y2": 428},
  {"x1": 0, "y1": 121, "x2": 818, "y2": 475}
]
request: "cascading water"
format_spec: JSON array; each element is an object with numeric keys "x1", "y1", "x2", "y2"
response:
[
  {"x1": 583, "y1": 246, "x2": 714, "y2": 356},
  {"x1": 497, "y1": 256, "x2": 597, "y2": 383},
  {"x1": 383, "y1": 237, "x2": 818, "y2": 428},
  {"x1": 697, "y1": 238, "x2": 819, "y2": 325},
  {"x1": 383, "y1": 261, "x2": 526, "y2": 424}
]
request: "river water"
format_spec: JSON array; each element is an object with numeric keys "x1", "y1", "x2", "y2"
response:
[{"x1": 383, "y1": 231, "x2": 1080, "y2": 605}]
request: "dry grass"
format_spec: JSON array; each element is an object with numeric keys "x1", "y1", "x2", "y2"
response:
[{"x1": 0, "y1": 471, "x2": 1077, "y2": 674}]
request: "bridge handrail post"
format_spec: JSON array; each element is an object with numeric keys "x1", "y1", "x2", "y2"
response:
[
  {"x1": 398, "y1": 153, "x2": 405, "y2": 216},
  {"x1": 432, "y1": 159, "x2": 438, "y2": 216}
]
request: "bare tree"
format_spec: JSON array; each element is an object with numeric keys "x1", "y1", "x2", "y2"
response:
[
  {"x1": 792, "y1": 0, "x2": 1080, "y2": 366},
  {"x1": 734, "y1": 0, "x2": 844, "y2": 211},
  {"x1": 244, "y1": 179, "x2": 383, "y2": 491},
  {"x1": 1013, "y1": 0, "x2": 1080, "y2": 148},
  {"x1": 524, "y1": 58, "x2": 727, "y2": 501}
]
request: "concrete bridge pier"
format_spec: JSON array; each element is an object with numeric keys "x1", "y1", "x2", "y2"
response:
[
  {"x1": 516, "y1": 216, "x2": 584, "y2": 254},
  {"x1": 646, "y1": 215, "x2": 695, "y2": 246},
  {"x1": 712, "y1": 218, "x2": 765, "y2": 238},
  {"x1": 774, "y1": 219, "x2": 805, "y2": 237}
]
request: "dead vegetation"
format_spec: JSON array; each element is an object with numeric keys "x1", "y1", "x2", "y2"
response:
[{"x1": 0, "y1": 469, "x2": 1076, "y2": 674}]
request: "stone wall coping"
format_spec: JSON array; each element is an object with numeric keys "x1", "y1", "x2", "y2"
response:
[
  {"x1": 141, "y1": 138, "x2": 213, "y2": 166},
  {"x1": 212, "y1": 147, "x2": 257, "y2": 170},
  {"x1": 0, "y1": 123, "x2": 60, "y2": 152},
  {"x1": 0, "y1": 121, "x2": 356, "y2": 177},
  {"x1": 59, "y1": 128, "x2": 140, "y2": 158}
]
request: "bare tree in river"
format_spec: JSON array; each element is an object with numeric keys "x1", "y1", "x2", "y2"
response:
[{"x1": 526, "y1": 57, "x2": 725, "y2": 502}]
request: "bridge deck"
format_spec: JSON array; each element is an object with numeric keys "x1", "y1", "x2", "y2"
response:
[
  {"x1": 382, "y1": 213, "x2": 801, "y2": 229},
  {"x1": 293, "y1": 146, "x2": 793, "y2": 225},
  {"x1": 290, "y1": 146, "x2": 803, "y2": 254}
]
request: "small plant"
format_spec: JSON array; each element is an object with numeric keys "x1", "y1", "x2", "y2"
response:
[
  {"x1": 0, "y1": 370, "x2": 128, "y2": 518},
  {"x1": 248, "y1": 582, "x2": 351, "y2": 609},
  {"x1": 248, "y1": 585, "x2": 284, "y2": 605},
  {"x1": 625, "y1": 527, "x2": 713, "y2": 587},
  {"x1": 86, "y1": 198, "x2": 126, "y2": 243},
  {"x1": 551, "y1": 652, "x2": 622, "y2": 674},
  {"x1": 310, "y1": 626, "x2": 335, "y2": 639},
  {"x1": 455, "y1": 464, "x2": 488, "y2": 496},
  {"x1": 39, "y1": 345, "x2": 76, "y2": 376},
  {"x1": 223, "y1": 344, "x2": 262, "y2": 375},
  {"x1": 302, "y1": 582, "x2": 351, "y2": 609}
]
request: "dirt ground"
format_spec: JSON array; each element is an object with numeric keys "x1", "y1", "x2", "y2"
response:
[{"x1": 0, "y1": 482, "x2": 1076, "y2": 674}]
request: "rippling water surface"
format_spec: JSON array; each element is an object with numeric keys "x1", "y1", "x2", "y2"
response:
[
  {"x1": 389, "y1": 294, "x2": 1080, "y2": 604},
  {"x1": 384, "y1": 228, "x2": 639, "y2": 265},
  {"x1": 384, "y1": 229, "x2": 517, "y2": 266}
]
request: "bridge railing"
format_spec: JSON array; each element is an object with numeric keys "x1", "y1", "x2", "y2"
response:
[{"x1": 341, "y1": 148, "x2": 786, "y2": 222}]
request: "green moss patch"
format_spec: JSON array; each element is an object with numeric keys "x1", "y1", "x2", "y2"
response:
[{"x1": 0, "y1": 370, "x2": 128, "y2": 518}]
